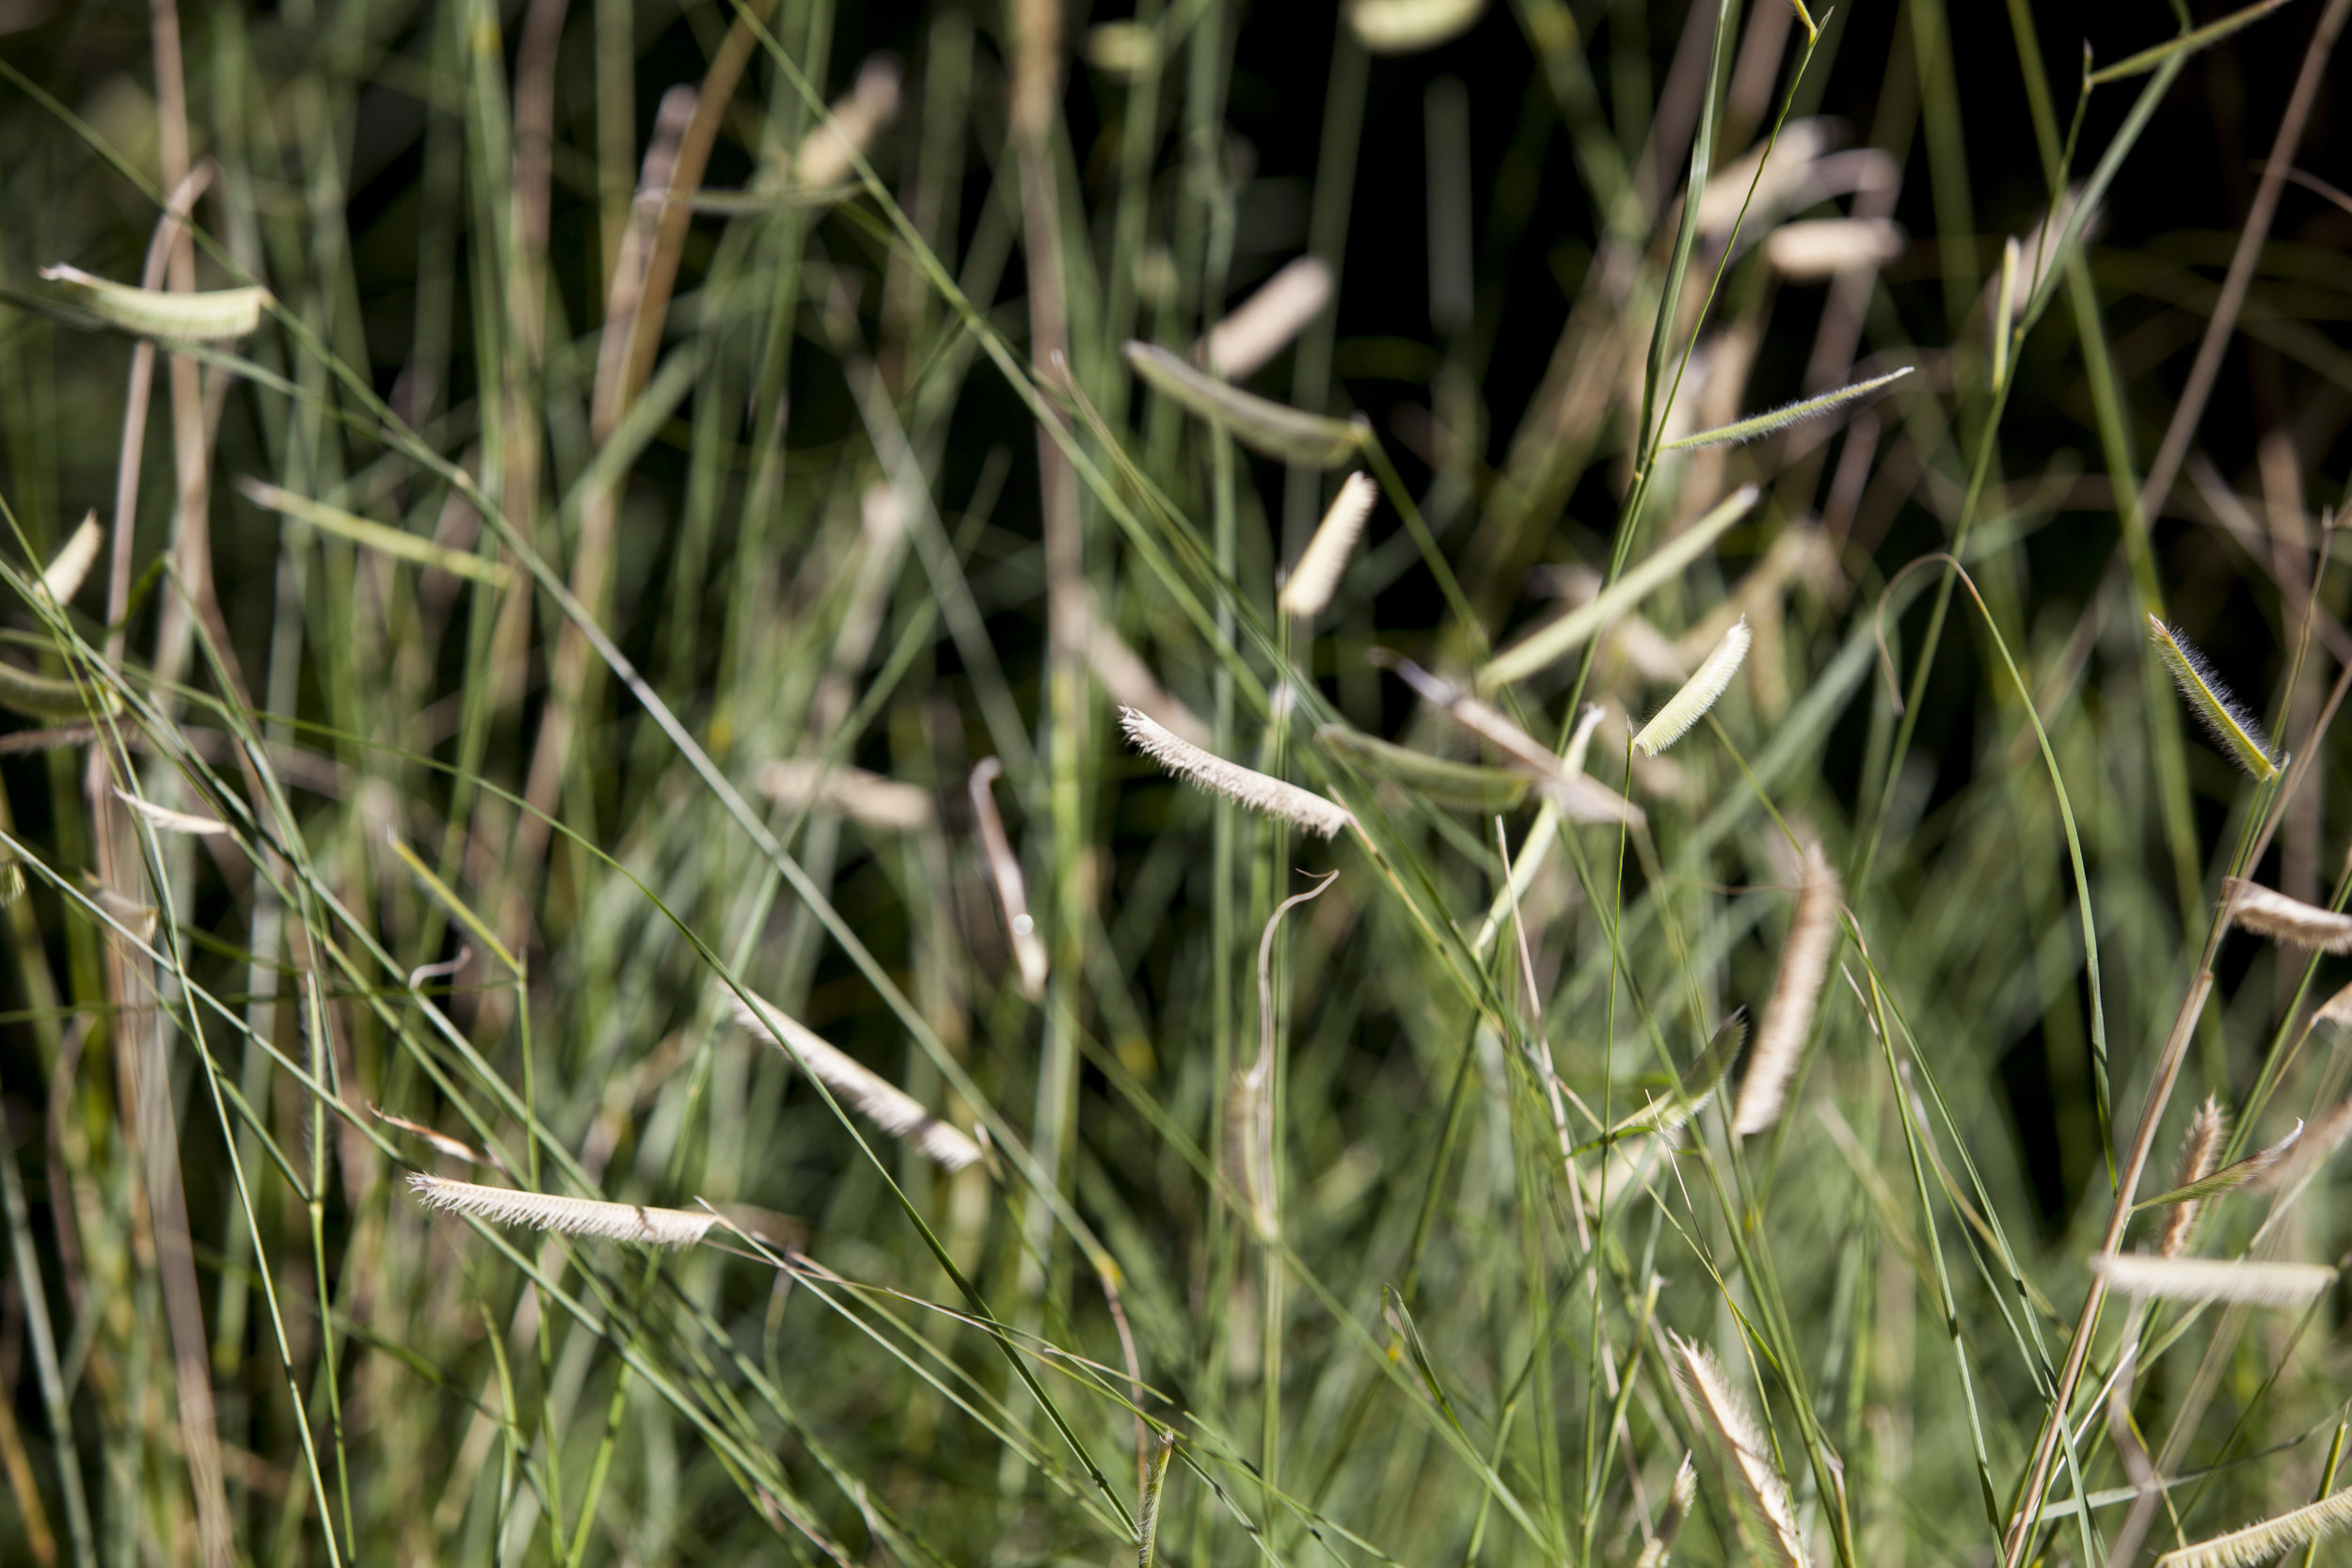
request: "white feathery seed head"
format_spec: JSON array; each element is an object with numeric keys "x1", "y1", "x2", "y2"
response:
[
  {"x1": 2153, "y1": 1486, "x2": 2352, "y2": 1568},
  {"x1": 1343, "y1": 0, "x2": 1487, "y2": 54},
  {"x1": 38, "y1": 513, "x2": 102, "y2": 609},
  {"x1": 2090, "y1": 1252, "x2": 2335, "y2": 1307},
  {"x1": 2225, "y1": 879, "x2": 2352, "y2": 953},
  {"x1": 407, "y1": 1172, "x2": 715, "y2": 1247},
  {"x1": 1279, "y1": 472, "x2": 1377, "y2": 620},
  {"x1": 725, "y1": 990, "x2": 984, "y2": 1170},
  {"x1": 2151, "y1": 618, "x2": 2279, "y2": 781},
  {"x1": 1120, "y1": 707, "x2": 1354, "y2": 838},
  {"x1": 1670, "y1": 1335, "x2": 1806, "y2": 1568},
  {"x1": 1731, "y1": 839, "x2": 1839, "y2": 1137},
  {"x1": 1635, "y1": 616, "x2": 1751, "y2": 756},
  {"x1": 1205, "y1": 256, "x2": 1334, "y2": 380},
  {"x1": 2158, "y1": 1096, "x2": 2225, "y2": 1257}
]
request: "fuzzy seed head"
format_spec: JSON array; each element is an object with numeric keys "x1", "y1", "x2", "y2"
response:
[
  {"x1": 2152, "y1": 618, "x2": 2278, "y2": 781},
  {"x1": 1120, "y1": 707, "x2": 1354, "y2": 838},
  {"x1": 1635, "y1": 616, "x2": 1752, "y2": 755},
  {"x1": 1279, "y1": 472, "x2": 1377, "y2": 620}
]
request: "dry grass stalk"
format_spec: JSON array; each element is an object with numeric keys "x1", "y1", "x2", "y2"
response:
[
  {"x1": 969, "y1": 757, "x2": 1050, "y2": 997},
  {"x1": 41, "y1": 263, "x2": 268, "y2": 341},
  {"x1": 1229, "y1": 871, "x2": 1338, "y2": 1241},
  {"x1": 2152, "y1": 1486, "x2": 2352, "y2": 1568},
  {"x1": 790, "y1": 56, "x2": 902, "y2": 190},
  {"x1": 2158, "y1": 1096, "x2": 2225, "y2": 1256},
  {"x1": 2225, "y1": 879, "x2": 2352, "y2": 952},
  {"x1": 756, "y1": 758, "x2": 934, "y2": 832},
  {"x1": 1732, "y1": 840, "x2": 1839, "y2": 1137},
  {"x1": 1632, "y1": 1453, "x2": 1699, "y2": 1568},
  {"x1": 1279, "y1": 472, "x2": 1377, "y2": 620},
  {"x1": 37, "y1": 514, "x2": 103, "y2": 608},
  {"x1": 1763, "y1": 217, "x2": 1904, "y2": 279},
  {"x1": 2151, "y1": 618, "x2": 2279, "y2": 781},
  {"x1": 1635, "y1": 617, "x2": 1750, "y2": 755},
  {"x1": 2089, "y1": 1253, "x2": 2335, "y2": 1307},
  {"x1": 1205, "y1": 256, "x2": 1333, "y2": 379},
  {"x1": 724, "y1": 990, "x2": 983, "y2": 1171},
  {"x1": 408, "y1": 1172, "x2": 714, "y2": 1247},
  {"x1": 1670, "y1": 1335, "x2": 1806, "y2": 1568},
  {"x1": 1119, "y1": 707, "x2": 1354, "y2": 838}
]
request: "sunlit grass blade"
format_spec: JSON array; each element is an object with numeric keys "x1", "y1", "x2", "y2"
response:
[
  {"x1": 2087, "y1": 0, "x2": 2292, "y2": 85},
  {"x1": 1120, "y1": 341, "x2": 1362, "y2": 466},
  {"x1": 1660, "y1": 368, "x2": 1911, "y2": 452}
]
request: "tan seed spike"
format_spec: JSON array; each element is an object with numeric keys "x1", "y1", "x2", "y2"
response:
[
  {"x1": 2153, "y1": 1486, "x2": 2352, "y2": 1568},
  {"x1": 725, "y1": 990, "x2": 983, "y2": 1171},
  {"x1": 1279, "y1": 472, "x2": 1377, "y2": 620},
  {"x1": 2150, "y1": 617, "x2": 2278, "y2": 781},
  {"x1": 2157, "y1": 1096, "x2": 2224, "y2": 1257},
  {"x1": 2226, "y1": 879, "x2": 2352, "y2": 952},
  {"x1": 407, "y1": 1173, "x2": 714, "y2": 1247},
  {"x1": 2089, "y1": 1253, "x2": 2335, "y2": 1307},
  {"x1": 790, "y1": 56, "x2": 900, "y2": 190},
  {"x1": 1670, "y1": 1335, "x2": 1806, "y2": 1568},
  {"x1": 38, "y1": 513, "x2": 103, "y2": 608},
  {"x1": 1732, "y1": 840, "x2": 1839, "y2": 1137},
  {"x1": 1633, "y1": 1453, "x2": 1699, "y2": 1568},
  {"x1": 1119, "y1": 707, "x2": 1354, "y2": 838},
  {"x1": 1343, "y1": 0, "x2": 1487, "y2": 53},
  {"x1": 1635, "y1": 616, "x2": 1751, "y2": 755},
  {"x1": 757, "y1": 758, "x2": 933, "y2": 832},
  {"x1": 1205, "y1": 256, "x2": 1334, "y2": 380},
  {"x1": 970, "y1": 758, "x2": 1049, "y2": 998}
]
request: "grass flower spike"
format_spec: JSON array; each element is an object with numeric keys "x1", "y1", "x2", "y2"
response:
[
  {"x1": 42, "y1": 263, "x2": 270, "y2": 342},
  {"x1": 408, "y1": 1173, "x2": 715, "y2": 1247},
  {"x1": 1732, "y1": 840, "x2": 1839, "y2": 1137},
  {"x1": 1633, "y1": 1454, "x2": 1699, "y2": 1568},
  {"x1": 1671, "y1": 1335, "x2": 1806, "y2": 1568},
  {"x1": 37, "y1": 513, "x2": 102, "y2": 608},
  {"x1": 725, "y1": 990, "x2": 983, "y2": 1170},
  {"x1": 2153, "y1": 1488, "x2": 2352, "y2": 1568},
  {"x1": 2151, "y1": 616, "x2": 2279, "y2": 781},
  {"x1": 2089, "y1": 1253, "x2": 2334, "y2": 1307},
  {"x1": 1279, "y1": 472, "x2": 1377, "y2": 619},
  {"x1": 2157, "y1": 1096, "x2": 2224, "y2": 1256},
  {"x1": 1634, "y1": 616, "x2": 1750, "y2": 755},
  {"x1": 1120, "y1": 707, "x2": 1354, "y2": 837},
  {"x1": 1206, "y1": 256, "x2": 1333, "y2": 379}
]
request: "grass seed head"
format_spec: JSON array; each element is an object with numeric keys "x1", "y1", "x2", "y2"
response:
[
  {"x1": 1670, "y1": 1335, "x2": 1806, "y2": 1568},
  {"x1": 2152, "y1": 1487, "x2": 2352, "y2": 1568},
  {"x1": 1206, "y1": 256, "x2": 1334, "y2": 380},
  {"x1": 1634, "y1": 616, "x2": 1751, "y2": 755},
  {"x1": 1732, "y1": 840, "x2": 1839, "y2": 1137},
  {"x1": 2225, "y1": 879, "x2": 2352, "y2": 952},
  {"x1": 1279, "y1": 471, "x2": 1377, "y2": 620},
  {"x1": 2157, "y1": 1096, "x2": 2225, "y2": 1257},
  {"x1": 726, "y1": 990, "x2": 984, "y2": 1170},
  {"x1": 2151, "y1": 617, "x2": 2279, "y2": 781},
  {"x1": 1119, "y1": 707, "x2": 1354, "y2": 838},
  {"x1": 2090, "y1": 1253, "x2": 2334, "y2": 1307},
  {"x1": 407, "y1": 1173, "x2": 715, "y2": 1247}
]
